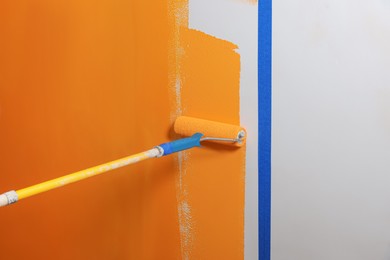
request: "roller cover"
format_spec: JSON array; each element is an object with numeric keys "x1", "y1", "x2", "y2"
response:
[{"x1": 174, "y1": 116, "x2": 246, "y2": 147}]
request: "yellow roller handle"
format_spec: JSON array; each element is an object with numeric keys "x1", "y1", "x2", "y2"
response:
[
  {"x1": 0, "y1": 148, "x2": 161, "y2": 207},
  {"x1": 0, "y1": 117, "x2": 247, "y2": 208}
]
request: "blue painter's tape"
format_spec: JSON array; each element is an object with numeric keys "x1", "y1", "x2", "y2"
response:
[
  {"x1": 159, "y1": 133, "x2": 203, "y2": 156},
  {"x1": 259, "y1": 0, "x2": 272, "y2": 259}
]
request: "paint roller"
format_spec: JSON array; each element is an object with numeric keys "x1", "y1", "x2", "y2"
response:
[{"x1": 0, "y1": 116, "x2": 246, "y2": 207}]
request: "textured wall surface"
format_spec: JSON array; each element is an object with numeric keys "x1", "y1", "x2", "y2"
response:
[{"x1": 273, "y1": 1, "x2": 390, "y2": 259}]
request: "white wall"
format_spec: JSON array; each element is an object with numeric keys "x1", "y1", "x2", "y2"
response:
[{"x1": 273, "y1": 1, "x2": 390, "y2": 259}]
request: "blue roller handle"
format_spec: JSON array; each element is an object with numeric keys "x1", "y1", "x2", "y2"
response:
[{"x1": 159, "y1": 133, "x2": 203, "y2": 156}]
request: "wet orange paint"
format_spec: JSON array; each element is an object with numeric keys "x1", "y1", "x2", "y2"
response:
[
  {"x1": 0, "y1": 1, "x2": 180, "y2": 259},
  {"x1": 173, "y1": 28, "x2": 245, "y2": 259},
  {"x1": 0, "y1": 0, "x2": 245, "y2": 259}
]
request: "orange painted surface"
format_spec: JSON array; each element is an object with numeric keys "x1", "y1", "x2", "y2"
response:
[
  {"x1": 242, "y1": 0, "x2": 258, "y2": 4},
  {"x1": 0, "y1": 1, "x2": 180, "y2": 259},
  {"x1": 174, "y1": 28, "x2": 245, "y2": 259},
  {"x1": 0, "y1": 1, "x2": 245, "y2": 259}
]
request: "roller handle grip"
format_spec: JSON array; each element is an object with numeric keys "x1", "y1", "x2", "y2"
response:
[{"x1": 159, "y1": 133, "x2": 203, "y2": 156}]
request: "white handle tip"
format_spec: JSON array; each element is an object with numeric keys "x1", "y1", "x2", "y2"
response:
[
  {"x1": 0, "y1": 191, "x2": 18, "y2": 207},
  {"x1": 0, "y1": 194, "x2": 8, "y2": 207}
]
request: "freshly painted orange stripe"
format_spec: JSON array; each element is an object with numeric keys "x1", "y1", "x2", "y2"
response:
[{"x1": 173, "y1": 27, "x2": 245, "y2": 259}]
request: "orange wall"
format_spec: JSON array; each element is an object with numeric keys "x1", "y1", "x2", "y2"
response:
[
  {"x1": 0, "y1": 1, "x2": 180, "y2": 259},
  {"x1": 0, "y1": 1, "x2": 244, "y2": 259}
]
